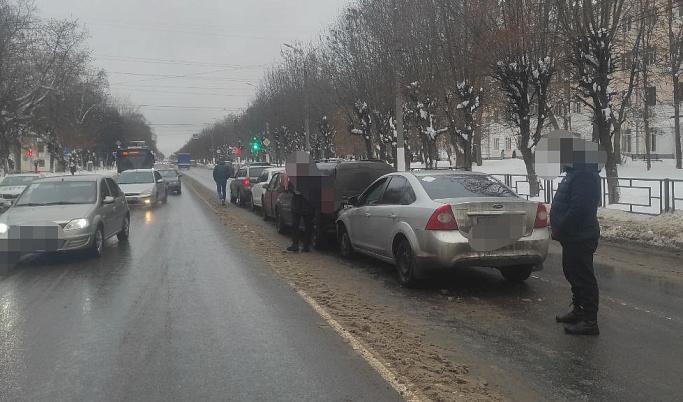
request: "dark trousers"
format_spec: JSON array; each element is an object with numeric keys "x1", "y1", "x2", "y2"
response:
[
  {"x1": 561, "y1": 239, "x2": 599, "y2": 320},
  {"x1": 291, "y1": 213, "x2": 313, "y2": 247},
  {"x1": 216, "y1": 182, "x2": 227, "y2": 200}
]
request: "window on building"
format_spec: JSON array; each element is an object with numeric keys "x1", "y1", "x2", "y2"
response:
[
  {"x1": 574, "y1": 102, "x2": 581, "y2": 113},
  {"x1": 493, "y1": 138, "x2": 500, "y2": 150},
  {"x1": 646, "y1": 86, "x2": 657, "y2": 106},
  {"x1": 37, "y1": 143, "x2": 45, "y2": 153},
  {"x1": 678, "y1": 82, "x2": 683, "y2": 102},
  {"x1": 644, "y1": 47, "x2": 656, "y2": 66},
  {"x1": 505, "y1": 137, "x2": 512, "y2": 150},
  {"x1": 622, "y1": 129, "x2": 632, "y2": 153}
]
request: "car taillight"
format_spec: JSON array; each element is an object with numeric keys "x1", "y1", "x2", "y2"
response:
[
  {"x1": 534, "y1": 203, "x2": 548, "y2": 228},
  {"x1": 425, "y1": 204, "x2": 458, "y2": 231},
  {"x1": 242, "y1": 178, "x2": 250, "y2": 187}
]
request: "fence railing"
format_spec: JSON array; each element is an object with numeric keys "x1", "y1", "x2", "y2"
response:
[{"x1": 491, "y1": 174, "x2": 683, "y2": 216}]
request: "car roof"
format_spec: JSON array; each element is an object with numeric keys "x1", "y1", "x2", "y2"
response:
[
  {"x1": 34, "y1": 174, "x2": 103, "y2": 183},
  {"x1": 409, "y1": 169, "x2": 487, "y2": 177},
  {"x1": 120, "y1": 168, "x2": 155, "y2": 173}
]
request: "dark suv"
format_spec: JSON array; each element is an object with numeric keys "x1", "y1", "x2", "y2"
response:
[
  {"x1": 276, "y1": 160, "x2": 394, "y2": 248},
  {"x1": 229, "y1": 164, "x2": 272, "y2": 206}
]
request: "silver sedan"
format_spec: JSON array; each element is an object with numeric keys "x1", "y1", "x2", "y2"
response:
[
  {"x1": 336, "y1": 171, "x2": 549, "y2": 286},
  {"x1": 0, "y1": 175, "x2": 130, "y2": 261}
]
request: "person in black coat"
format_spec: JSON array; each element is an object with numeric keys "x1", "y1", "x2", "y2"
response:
[
  {"x1": 286, "y1": 178, "x2": 315, "y2": 252},
  {"x1": 213, "y1": 160, "x2": 232, "y2": 205},
  {"x1": 550, "y1": 161, "x2": 601, "y2": 335}
]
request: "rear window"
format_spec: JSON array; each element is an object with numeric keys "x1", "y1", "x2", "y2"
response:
[
  {"x1": 249, "y1": 167, "x2": 266, "y2": 178},
  {"x1": 418, "y1": 175, "x2": 516, "y2": 199}
]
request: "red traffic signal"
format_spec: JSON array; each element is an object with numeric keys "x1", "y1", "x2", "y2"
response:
[
  {"x1": 25, "y1": 149, "x2": 33, "y2": 158},
  {"x1": 234, "y1": 147, "x2": 242, "y2": 157}
]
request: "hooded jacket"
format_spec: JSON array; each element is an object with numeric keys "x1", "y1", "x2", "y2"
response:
[
  {"x1": 549, "y1": 164, "x2": 601, "y2": 242},
  {"x1": 213, "y1": 162, "x2": 231, "y2": 183}
]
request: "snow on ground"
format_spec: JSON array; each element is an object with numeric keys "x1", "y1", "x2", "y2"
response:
[{"x1": 598, "y1": 209, "x2": 683, "y2": 249}]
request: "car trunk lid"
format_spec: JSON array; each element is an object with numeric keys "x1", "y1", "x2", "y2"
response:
[{"x1": 435, "y1": 197, "x2": 537, "y2": 251}]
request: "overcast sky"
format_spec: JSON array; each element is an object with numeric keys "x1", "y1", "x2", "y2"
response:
[{"x1": 33, "y1": 0, "x2": 350, "y2": 156}]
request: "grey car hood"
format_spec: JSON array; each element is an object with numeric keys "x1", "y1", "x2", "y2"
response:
[
  {"x1": 0, "y1": 204, "x2": 94, "y2": 226},
  {"x1": 0, "y1": 185, "x2": 27, "y2": 196},
  {"x1": 119, "y1": 183, "x2": 155, "y2": 194}
]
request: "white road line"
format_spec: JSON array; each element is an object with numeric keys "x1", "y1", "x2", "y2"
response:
[{"x1": 186, "y1": 177, "x2": 422, "y2": 402}]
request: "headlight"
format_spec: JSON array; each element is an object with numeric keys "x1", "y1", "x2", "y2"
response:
[
  {"x1": 141, "y1": 191, "x2": 153, "y2": 197},
  {"x1": 64, "y1": 218, "x2": 89, "y2": 231},
  {"x1": 0, "y1": 223, "x2": 8, "y2": 234}
]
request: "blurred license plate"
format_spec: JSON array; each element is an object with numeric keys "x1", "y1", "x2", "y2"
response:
[{"x1": 8, "y1": 226, "x2": 60, "y2": 252}]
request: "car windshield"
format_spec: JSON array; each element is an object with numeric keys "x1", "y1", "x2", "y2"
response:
[
  {"x1": 418, "y1": 175, "x2": 516, "y2": 199},
  {"x1": 118, "y1": 171, "x2": 154, "y2": 184},
  {"x1": 158, "y1": 170, "x2": 178, "y2": 178},
  {"x1": 15, "y1": 181, "x2": 97, "y2": 206},
  {"x1": 0, "y1": 176, "x2": 37, "y2": 186}
]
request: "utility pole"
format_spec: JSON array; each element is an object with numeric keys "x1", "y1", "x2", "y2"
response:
[
  {"x1": 284, "y1": 43, "x2": 311, "y2": 153},
  {"x1": 393, "y1": 0, "x2": 406, "y2": 172}
]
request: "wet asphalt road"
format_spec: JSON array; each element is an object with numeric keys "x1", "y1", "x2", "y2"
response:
[
  {"x1": 187, "y1": 167, "x2": 683, "y2": 401},
  {"x1": 0, "y1": 182, "x2": 399, "y2": 401}
]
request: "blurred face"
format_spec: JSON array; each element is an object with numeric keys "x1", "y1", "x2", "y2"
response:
[{"x1": 535, "y1": 131, "x2": 606, "y2": 179}]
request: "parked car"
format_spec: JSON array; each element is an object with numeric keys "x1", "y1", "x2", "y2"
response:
[
  {"x1": 251, "y1": 167, "x2": 285, "y2": 211},
  {"x1": 262, "y1": 171, "x2": 288, "y2": 226},
  {"x1": 157, "y1": 168, "x2": 182, "y2": 194},
  {"x1": 0, "y1": 175, "x2": 129, "y2": 258},
  {"x1": 0, "y1": 173, "x2": 42, "y2": 211},
  {"x1": 117, "y1": 168, "x2": 168, "y2": 206},
  {"x1": 274, "y1": 160, "x2": 394, "y2": 247},
  {"x1": 336, "y1": 171, "x2": 550, "y2": 286},
  {"x1": 229, "y1": 164, "x2": 271, "y2": 206}
]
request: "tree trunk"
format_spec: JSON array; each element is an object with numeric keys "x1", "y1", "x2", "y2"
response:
[
  {"x1": 644, "y1": 103, "x2": 652, "y2": 171},
  {"x1": 674, "y1": 75, "x2": 682, "y2": 169},
  {"x1": 613, "y1": 122, "x2": 622, "y2": 163},
  {"x1": 521, "y1": 147, "x2": 540, "y2": 197}
]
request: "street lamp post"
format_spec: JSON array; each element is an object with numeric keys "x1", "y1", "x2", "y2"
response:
[{"x1": 283, "y1": 43, "x2": 311, "y2": 153}]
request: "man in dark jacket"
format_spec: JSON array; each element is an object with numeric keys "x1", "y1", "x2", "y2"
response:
[
  {"x1": 286, "y1": 179, "x2": 315, "y2": 252},
  {"x1": 550, "y1": 161, "x2": 601, "y2": 335},
  {"x1": 213, "y1": 160, "x2": 232, "y2": 206}
]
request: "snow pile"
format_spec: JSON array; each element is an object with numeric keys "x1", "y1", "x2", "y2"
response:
[{"x1": 597, "y1": 209, "x2": 683, "y2": 249}]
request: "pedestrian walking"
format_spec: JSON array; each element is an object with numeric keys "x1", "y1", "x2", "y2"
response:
[
  {"x1": 69, "y1": 160, "x2": 77, "y2": 176},
  {"x1": 212, "y1": 160, "x2": 231, "y2": 205},
  {"x1": 550, "y1": 155, "x2": 602, "y2": 336},
  {"x1": 286, "y1": 180, "x2": 314, "y2": 253}
]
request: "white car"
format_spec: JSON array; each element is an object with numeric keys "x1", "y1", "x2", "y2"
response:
[
  {"x1": 0, "y1": 174, "x2": 42, "y2": 210},
  {"x1": 116, "y1": 169, "x2": 168, "y2": 207},
  {"x1": 250, "y1": 167, "x2": 285, "y2": 211}
]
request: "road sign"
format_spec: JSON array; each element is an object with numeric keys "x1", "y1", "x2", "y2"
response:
[{"x1": 262, "y1": 138, "x2": 271, "y2": 147}]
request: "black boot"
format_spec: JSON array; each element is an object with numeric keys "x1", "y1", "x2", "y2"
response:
[
  {"x1": 564, "y1": 320, "x2": 600, "y2": 336},
  {"x1": 287, "y1": 244, "x2": 299, "y2": 252},
  {"x1": 556, "y1": 305, "x2": 582, "y2": 324}
]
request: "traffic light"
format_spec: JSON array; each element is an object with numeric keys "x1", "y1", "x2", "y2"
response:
[
  {"x1": 25, "y1": 149, "x2": 33, "y2": 158},
  {"x1": 250, "y1": 136, "x2": 261, "y2": 153}
]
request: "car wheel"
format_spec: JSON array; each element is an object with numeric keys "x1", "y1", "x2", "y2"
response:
[
  {"x1": 500, "y1": 265, "x2": 533, "y2": 282},
  {"x1": 117, "y1": 215, "x2": 130, "y2": 242},
  {"x1": 338, "y1": 224, "x2": 354, "y2": 259},
  {"x1": 312, "y1": 215, "x2": 327, "y2": 250},
  {"x1": 276, "y1": 210, "x2": 287, "y2": 234},
  {"x1": 395, "y1": 238, "x2": 419, "y2": 287},
  {"x1": 90, "y1": 226, "x2": 104, "y2": 257},
  {"x1": 262, "y1": 197, "x2": 269, "y2": 220}
]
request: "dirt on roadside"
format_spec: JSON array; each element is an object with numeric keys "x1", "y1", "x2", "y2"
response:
[{"x1": 184, "y1": 177, "x2": 503, "y2": 402}]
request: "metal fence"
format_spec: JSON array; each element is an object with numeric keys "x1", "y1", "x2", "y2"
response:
[{"x1": 491, "y1": 174, "x2": 683, "y2": 216}]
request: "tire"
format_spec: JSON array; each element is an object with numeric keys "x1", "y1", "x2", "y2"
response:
[
  {"x1": 312, "y1": 215, "x2": 327, "y2": 250},
  {"x1": 500, "y1": 264, "x2": 533, "y2": 282},
  {"x1": 276, "y1": 210, "x2": 287, "y2": 234},
  {"x1": 262, "y1": 197, "x2": 269, "y2": 220},
  {"x1": 117, "y1": 215, "x2": 130, "y2": 242},
  {"x1": 90, "y1": 226, "x2": 104, "y2": 257},
  {"x1": 338, "y1": 224, "x2": 354, "y2": 259},
  {"x1": 395, "y1": 238, "x2": 419, "y2": 287}
]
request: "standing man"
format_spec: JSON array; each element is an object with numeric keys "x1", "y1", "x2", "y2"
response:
[
  {"x1": 550, "y1": 144, "x2": 602, "y2": 336},
  {"x1": 286, "y1": 179, "x2": 314, "y2": 253},
  {"x1": 213, "y1": 160, "x2": 231, "y2": 206}
]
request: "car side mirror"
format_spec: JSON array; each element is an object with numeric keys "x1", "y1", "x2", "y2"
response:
[
  {"x1": 348, "y1": 195, "x2": 359, "y2": 207},
  {"x1": 103, "y1": 196, "x2": 115, "y2": 205},
  {"x1": 156, "y1": 178, "x2": 164, "y2": 183}
]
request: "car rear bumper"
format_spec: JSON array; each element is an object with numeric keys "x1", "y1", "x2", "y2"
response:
[{"x1": 414, "y1": 228, "x2": 549, "y2": 269}]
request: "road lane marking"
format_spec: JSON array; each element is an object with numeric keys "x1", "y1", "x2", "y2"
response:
[
  {"x1": 185, "y1": 176, "x2": 423, "y2": 402},
  {"x1": 530, "y1": 275, "x2": 680, "y2": 324}
]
